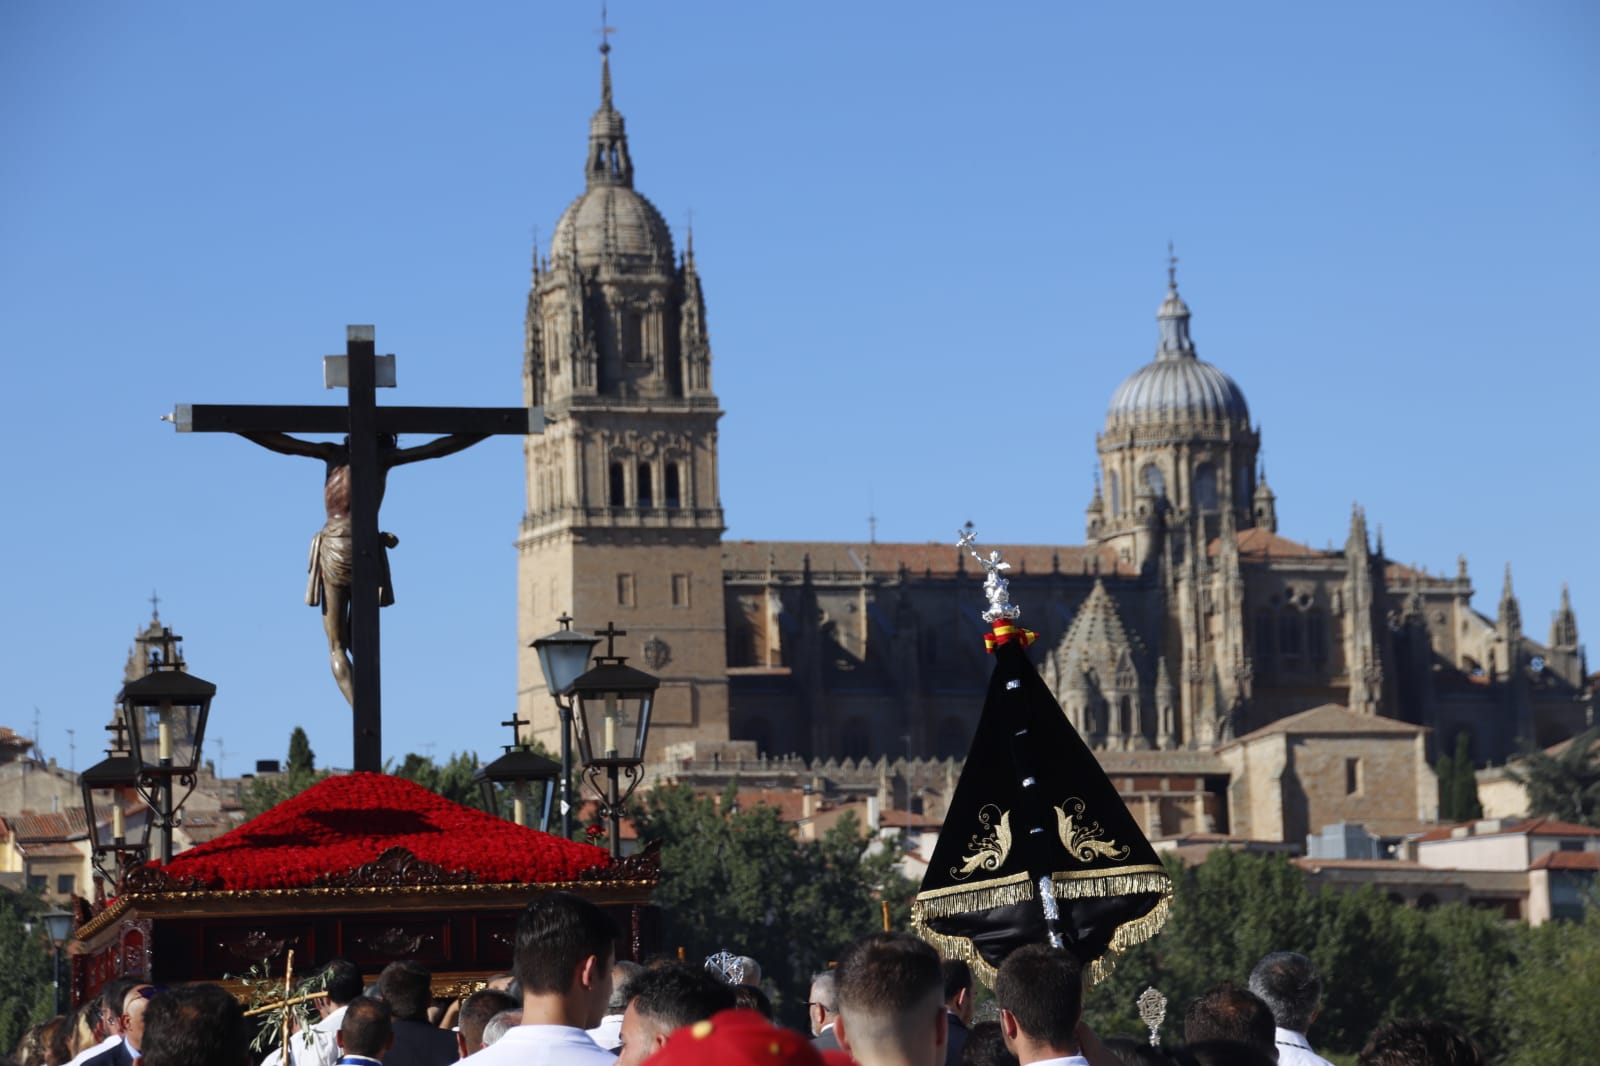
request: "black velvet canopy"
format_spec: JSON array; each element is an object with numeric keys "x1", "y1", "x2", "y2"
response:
[{"x1": 912, "y1": 634, "x2": 1171, "y2": 986}]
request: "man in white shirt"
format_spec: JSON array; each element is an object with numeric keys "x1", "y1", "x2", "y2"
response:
[
  {"x1": 72, "y1": 976, "x2": 146, "y2": 1066},
  {"x1": 467, "y1": 891, "x2": 618, "y2": 1065},
  {"x1": 834, "y1": 932, "x2": 947, "y2": 1066},
  {"x1": 262, "y1": 959, "x2": 366, "y2": 1066},
  {"x1": 1249, "y1": 952, "x2": 1335, "y2": 1066},
  {"x1": 995, "y1": 945, "x2": 1090, "y2": 1066}
]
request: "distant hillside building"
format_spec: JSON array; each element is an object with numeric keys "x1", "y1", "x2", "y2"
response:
[{"x1": 515, "y1": 49, "x2": 1593, "y2": 816}]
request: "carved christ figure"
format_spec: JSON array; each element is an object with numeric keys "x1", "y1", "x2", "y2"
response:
[{"x1": 241, "y1": 431, "x2": 487, "y2": 705}]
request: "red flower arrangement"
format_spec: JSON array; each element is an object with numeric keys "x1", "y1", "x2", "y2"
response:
[{"x1": 156, "y1": 773, "x2": 610, "y2": 890}]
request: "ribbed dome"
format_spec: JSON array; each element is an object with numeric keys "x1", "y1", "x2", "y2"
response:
[
  {"x1": 552, "y1": 185, "x2": 675, "y2": 271},
  {"x1": 1106, "y1": 277, "x2": 1249, "y2": 427},
  {"x1": 1107, "y1": 357, "x2": 1249, "y2": 426}
]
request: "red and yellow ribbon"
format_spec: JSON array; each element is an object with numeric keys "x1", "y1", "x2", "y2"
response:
[{"x1": 984, "y1": 622, "x2": 1037, "y2": 652}]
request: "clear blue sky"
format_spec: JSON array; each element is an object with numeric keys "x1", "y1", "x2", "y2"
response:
[{"x1": 2, "y1": 2, "x2": 1595, "y2": 777}]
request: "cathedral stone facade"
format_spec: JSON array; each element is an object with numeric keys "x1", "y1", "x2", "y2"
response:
[{"x1": 517, "y1": 54, "x2": 1593, "y2": 810}]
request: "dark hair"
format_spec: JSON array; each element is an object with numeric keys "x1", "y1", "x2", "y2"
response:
[
  {"x1": 993, "y1": 944, "x2": 1082, "y2": 1051},
  {"x1": 628, "y1": 964, "x2": 738, "y2": 1030},
  {"x1": 1179, "y1": 1040, "x2": 1278, "y2": 1066},
  {"x1": 339, "y1": 998, "x2": 393, "y2": 1059},
  {"x1": 513, "y1": 891, "x2": 618, "y2": 995},
  {"x1": 45, "y1": 1016, "x2": 71, "y2": 1066},
  {"x1": 942, "y1": 958, "x2": 974, "y2": 1003},
  {"x1": 961, "y1": 1020, "x2": 1019, "y2": 1066},
  {"x1": 1359, "y1": 1020, "x2": 1485, "y2": 1066},
  {"x1": 140, "y1": 985, "x2": 247, "y2": 1066},
  {"x1": 836, "y1": 932, "x2": 944, "y2": 1022},
  {"x1": 1183, "y1": 982, "x2": 1275, "y2": 1059},
  {"x1": 377, "y1": 960, "x2": 434, "y2": 1022},
  {"x1": 459, "y1": 989, "x2": 518, "y2": 1052},
  {"x1": 1248, "y1": 951, "x2": 1322, "y2": 1033},
  {"x1": 102, "y1": 977, "x2": 146, "y2": 1019},
  {"x1": 1102, "y1": 1036, "x2": 1184, "y2": 1066},
  {"x1": 732, "y1": 984, "x2": 773, "y2": 1019},
  {"x1": 319, "y1": 958, "x2": 365, "y2": 1005}
]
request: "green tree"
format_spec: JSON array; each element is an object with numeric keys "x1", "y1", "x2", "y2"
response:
[
  {"x1": 393, "y1": 751, "x2": 487, "y2": 810},
  {"x1": 1507, "y1": 726, "x2": 1600, "y2": 826},
  {"x1": 0, "y1": 895, "x2": 55, "y2": 1053},
  {"x1": 241, "y1": 728, "x2": 329, "y2": 819},
  {"x1": 287, "y1": 727, "x2": 316, "y2": 775},
  {"x1": 633, "y1": 782, "x2": 915, "y2": 1027},
  {"x1": 1438, "y1": 733, "x2": 1484, "y2": 822},
  {"x1": 1498, "y1": 904, "x2": 1600, "y2": 1065}
]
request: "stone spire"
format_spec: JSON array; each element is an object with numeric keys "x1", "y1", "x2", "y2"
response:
[
  {"x1": 585, "y1": 36, "x2": 634, "y2": 190},
  {"x1": 1156, "y1": 241, "x2": 1195, "y2": 360},
  {"x1": 1550, "y1": 582, "x2": 1579, "y2": 649},
  {"x1": 1252, "y1": 460, "x2": 1277, "y2": 533},
  {"x1": 1497, "y1": 563, "x2": 1521, "y2": 638}
]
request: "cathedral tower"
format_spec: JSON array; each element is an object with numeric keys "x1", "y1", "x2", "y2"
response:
[
  {"x1": 1092, "y1": 257, "x2": 1261, "y2": 566},
  {"x1": 516, "y1": 45, "x2": 729, "y2": 756}
]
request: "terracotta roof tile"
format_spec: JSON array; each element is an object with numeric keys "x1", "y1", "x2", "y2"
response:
[
  {"x1": 1207, "y1": 528, "x2": 1333, "y2": 561},
  {"x1": 1412, "y1": 817, "x2": 1600, "y2": 843},
  {"x1": 1529, "y1": 850, "x2": 1600, "y2": 871},
  {"x1": 1220, "y1": 705, "x2": 1427, "y2": 747},
  {"x1": 4, "y1": 809, "x2": 88, "y2": 841}
]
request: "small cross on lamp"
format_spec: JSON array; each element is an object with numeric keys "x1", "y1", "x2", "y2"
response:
[
  {"x1": 475, "y1": 714, "x2": 562, "y2": 832},
  {"x1": 569, "y1": 622, "x2": 659, "y2": 859}
]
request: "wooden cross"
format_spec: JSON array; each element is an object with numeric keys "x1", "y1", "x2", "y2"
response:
[{"x1": 167, "y1": 325, "x2": 540, "y2": 772}]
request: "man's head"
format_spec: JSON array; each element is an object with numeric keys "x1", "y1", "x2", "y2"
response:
[
  {"x1": 457, "y1": 989, "x2": 518, "y2": 1057},
  {"x1": 994, "y1": 945, "x2": 1082, "y2": 1060},
  {"x1": 376, "y1": 960, "x2": 434, "y2": 1023},
  {"x1": 834, "y1": 932, "x2": 946, "y2": 1066},
  {"x1": 121, "y1": 985, "x2": 156, "y2": 1053},
  {"x1": 319, "y1": 958, "x2": 365, "y2": 1008},
  {"x1": 807, "y1": 970, "x2": 839, "y2": 1037},
  {"x1": 607, "y1": 960, "x2": 646, "y2": 1016},
  {"x1": 513, "y1": 891, "x2": 618, "y2": 1029},
  {"x1": 337, "y1": 998, "x2": 394, "y2": 1061},
  {"x1": 481, "y1": 1009, "x2": 523, "y2": 1047},
  {"x1": 1358, "y1": 1020, "x2": 1483, "y2": 1066},
  {"x1": 139, "y1": 985, "x2": 248, "y2": 1066},
  {"x1": 616, "y1": 964, "x2": 737, "y2": 1066},
  {"x1": 1183, "y1": 982, "x2": 1277, "y2": 1061},
  {"x1": 1248, "y1": 952, "x2": 1322, "y2": 1036},
  {"x1": 942, "y1": 959, "x2": 975, "y2": 1026},
  {"x1": 100, "y1": 976, "x2": 146, "y2": 1037}
]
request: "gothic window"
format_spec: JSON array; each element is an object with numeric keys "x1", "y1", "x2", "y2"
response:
[
  {"x1": 1140, "y1": 463, "x2": 1166, "y2": 499},
  {"x1": 609, "y1": 462, "x2": 625, "y2": 507},
  {"x1": 1119, "y1": 696, "x2": 1134, "y2": 736},
  {"x1": 1307, "y1": 609, "x2": 1328, "y2": 661},
  {"x1": 1279, "y1": 609, "x2": 1303, "y2": 658},
  {"x1": 1254, "y1": 610, "x2": 1275, "y2": 661},
  {"x1": 637, "y1": 463, "x2": 654, "y2": 508},
  {"x1": 1109, "y1": 470, "x2": 1121, "y2": 516},
  {"x1": 1194, "y1": 463, "x2": 1218, "y2": 513},
  {"x1": 665, "y1": 463, "x2": 682, "y2": 509}
]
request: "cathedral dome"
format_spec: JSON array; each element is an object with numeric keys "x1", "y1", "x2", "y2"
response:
[
  {"x1": 552, "y1": 185, "x2": 675, "y2": 271},
  {"x1": 1106, "y1": 274, "x2": 1249, "y2": 428},
  {"x1": 1107, "y1": 355, "x2": 1249, "y2": 426}
]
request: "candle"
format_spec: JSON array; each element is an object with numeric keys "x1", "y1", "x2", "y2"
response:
[
  {"x1": 112, "y1": 801, "x2": 125, "y2": 842},
  {"x1": 157, "y1": 711, "x2": 172, "y2": 762},
  {"x1": 512, "y1": 795, "x2": 526, "y2": 828},
  {"x1": 604, "y1": 695, "x2": 618, "y2": 757}
]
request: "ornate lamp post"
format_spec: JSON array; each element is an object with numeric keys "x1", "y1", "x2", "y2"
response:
[
  {"x1": 79, "y1": 718, "x2": 151, "y2": 892},
  {"x1": 475, "y1": 714, "x2": 563, "y2": 832},
  {"x1": 120, "y1": 649, "x2": 215, "y2": 864},
  {"x1": 569, "y1": 623, "x2": 659, "y2": 859},
  {"x1": 531, "y1": 614, "x2": 601, "y2": 839}
]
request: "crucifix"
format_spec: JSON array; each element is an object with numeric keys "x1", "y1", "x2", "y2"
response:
[{"x1": 165, "y1": 325, "x2": 540, "y2": 772}]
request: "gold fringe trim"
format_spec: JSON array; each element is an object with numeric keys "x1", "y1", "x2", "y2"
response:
[
  {"x1": 910, "y1": 867, "x2": 1174, "y2": 989},
  {"x1": 912, "y1": 873, "x2": 1032, "y2": 917}
]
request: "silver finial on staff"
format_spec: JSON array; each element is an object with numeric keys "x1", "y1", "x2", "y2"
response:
[
  {"x1": 956, "y1": 527, "x2": 1021, "y2": 624},
  {"x1": 1137, "y1": 986, "x2": 1168, "y2": 1046}
]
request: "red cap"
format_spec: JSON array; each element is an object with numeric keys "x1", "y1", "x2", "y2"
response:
[{"x1": 643, "y1": 1009, "x2": 836, "y2": 1066}]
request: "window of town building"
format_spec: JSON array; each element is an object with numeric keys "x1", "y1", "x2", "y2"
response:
[
  {"x1": 637, "y1": 463, "x2": 653, "y2": 508},
  {"x1": 616, "y1": 573, "x2": 636, "y2": 608},
  {"x1": 609, "y1": 462, "x2": 625, "y2": 507},
  {"x1": 56, "y1": 873, "x2": 74, "y2": 896},
  {"x1": 1345, "y1": 757, "x2": 1363, "y2": 796},
  {"x1": 665, "y1": 463, "x2": 682, "y2": 509},
  {"x1": 1193, "y1": 463, "x2": 1218, "y2": 513},
  {"x1": 671, "y1": 573, "x2": 690, "y2": 608}
]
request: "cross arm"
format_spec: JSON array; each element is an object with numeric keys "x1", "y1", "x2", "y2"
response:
[{"x1": 167, "y1": 404, "x2": 542, "y2": 435}]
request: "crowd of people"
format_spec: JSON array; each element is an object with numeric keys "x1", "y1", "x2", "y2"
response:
[{"x1": 11, "y1": 892, "x2": 1486, "y2": 1066}]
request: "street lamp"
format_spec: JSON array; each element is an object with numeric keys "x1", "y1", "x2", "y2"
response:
[
  {"x1": 38, "y1": 908, "x2": 72, "y2": 1015},
  {"x1": 531, "y1": 613, "x2": 601, "y2": 839},
  {"x1": 476, "y1": 715, "x2": 563, "y2": 832},
  {"x1": 120, "y1": 659, "x2": 216, "y2": 864},
  {"x1": 569, "y1": 623, "x2": 659, "y2": 859},
  {"x1": 80, "y1": 722, "x2": 151, "y2": 892}
]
